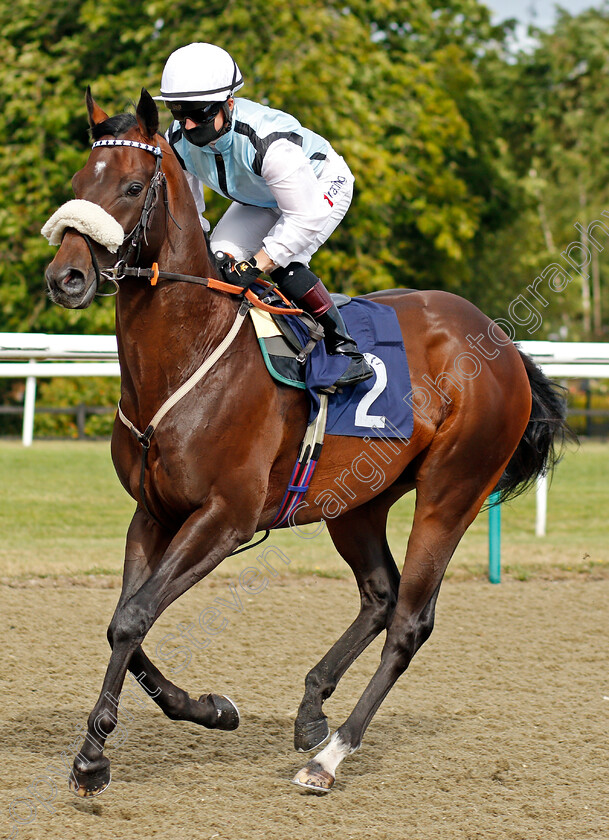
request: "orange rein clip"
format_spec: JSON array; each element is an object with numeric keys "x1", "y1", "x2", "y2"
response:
[
  {"x1": 208, "y1": 277, "x2": 248, "y2": 294},
  {"x1": 149, "y1": 263, "x2": 160, "y2": 286}
]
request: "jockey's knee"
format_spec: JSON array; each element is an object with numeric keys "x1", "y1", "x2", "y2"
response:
[
  {"x1": 208, "y1": 234, "x2": 250, "y2": 263},
  {"x1": 272, "y1": 263, "x2": 318, "y2": 298}
]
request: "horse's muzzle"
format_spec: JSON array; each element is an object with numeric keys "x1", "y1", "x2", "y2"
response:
[{"x1": 45, "y1": 263, "x2": 97, "y2": 309}]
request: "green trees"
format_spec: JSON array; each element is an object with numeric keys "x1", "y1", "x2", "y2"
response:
[
  {"x1": 474, "y1": 7, "x2": 609, "y2": 338},
  {"x1": 523, "y1": 8, "x2": 609, "y2": 338},
  {"x1": 1, "y1": 0, "x2": 607, "y2": 339},
  {"x1": 0, "y1": 0, "x2": 153, "y2": 333}
]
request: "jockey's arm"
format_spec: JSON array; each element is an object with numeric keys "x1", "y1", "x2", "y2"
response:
[{"x1": 255, "y1": 139, "x2": 330, "y2": 272}]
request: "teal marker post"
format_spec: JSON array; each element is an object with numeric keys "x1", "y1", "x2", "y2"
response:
[{"x1": 488, "y1": 491, "x2": 501, "y2": 584}]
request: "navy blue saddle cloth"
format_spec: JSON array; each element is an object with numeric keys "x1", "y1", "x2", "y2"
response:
[{"x1": 250, "y1": 292, "x2": 414, "y2": 440}]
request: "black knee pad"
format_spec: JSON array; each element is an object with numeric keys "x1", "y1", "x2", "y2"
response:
[{"x1": 272, "y1": 262, "x2": 318, "y2": 299}]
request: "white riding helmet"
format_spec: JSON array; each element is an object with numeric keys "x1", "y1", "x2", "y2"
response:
[{"x1": 154, "y1": 43, "x2": 244, "y2": 103}]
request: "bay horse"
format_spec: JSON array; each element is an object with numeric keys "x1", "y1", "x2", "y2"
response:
[{"x1": 44, "y1": 89, "x2": 569, "y2": 796}]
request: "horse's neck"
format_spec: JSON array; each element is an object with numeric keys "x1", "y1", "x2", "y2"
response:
[
  {"x1": 153, "y1": 149, "x2": 212, "y2": 278},
  {"x1": 115, "y1": 157, "x2": 241, "y2": 413},
  {"x1": 115, "y1": 277, "x2": 239, "y2": 420}
]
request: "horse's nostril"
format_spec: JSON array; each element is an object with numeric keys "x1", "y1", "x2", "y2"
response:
[
  {"x1": 59, "y1": 267, "x2": 86, "y2": 293},
  {"x1": 45, "y1": 262, "x2": 96, "y2": 310}
]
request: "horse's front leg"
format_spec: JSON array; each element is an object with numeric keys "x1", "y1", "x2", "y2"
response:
[
  {"x1": 70, "y1": 499, "x2": 247, "y2": 797},
  {"x1": 107, "y1": 510, "x2": 239, "y2": 735},
  {"x1": 126, "y1": 646, "x2": 240, "y2": 730}
]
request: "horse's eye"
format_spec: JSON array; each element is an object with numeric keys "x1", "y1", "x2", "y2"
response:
[{"x1": 126, "y1": 183, "x2": 143, "y2": 197}]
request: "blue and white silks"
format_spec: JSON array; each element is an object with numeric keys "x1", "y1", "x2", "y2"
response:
[{"x1": 169, "y1": 98, "x2": 329, "y2": 207}]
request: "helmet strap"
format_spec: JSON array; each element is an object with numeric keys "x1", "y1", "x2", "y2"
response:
[{"x1": 217, "y1": 100, "x2": 234, "y2": 138}]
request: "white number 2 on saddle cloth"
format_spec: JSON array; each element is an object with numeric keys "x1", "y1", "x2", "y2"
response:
[{"x1": 354, "y1": 353, "x2": 388, "y2": 428}]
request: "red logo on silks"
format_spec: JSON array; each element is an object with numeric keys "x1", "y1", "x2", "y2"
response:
[{"x1": 324, "y1": 194, "x2": 334, "y2": 207}]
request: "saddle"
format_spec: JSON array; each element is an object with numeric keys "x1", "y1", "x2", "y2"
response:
[{"x1": 249, "y1": 291, "x2": 352, "y2": 390}]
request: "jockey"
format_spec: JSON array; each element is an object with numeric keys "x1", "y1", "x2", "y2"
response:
[{"x1": 155, "y1": 42, "x2": 373, "y2": 387}]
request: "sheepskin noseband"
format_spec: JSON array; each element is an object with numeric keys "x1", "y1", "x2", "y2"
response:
[{"x1": 41, "y1": 199, "x2": 125, "y2": 253}]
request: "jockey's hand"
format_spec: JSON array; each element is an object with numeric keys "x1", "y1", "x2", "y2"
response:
[
  {"x1": 215, "y1": 252, "x2": 261, "y2": 288},
  {"x1": 231, "y1": 258, "x2": 262, "y2": 288}
]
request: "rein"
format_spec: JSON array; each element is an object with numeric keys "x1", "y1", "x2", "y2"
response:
[{"x1": 114, "y1": 264, "x2": 304, "y2": 316}]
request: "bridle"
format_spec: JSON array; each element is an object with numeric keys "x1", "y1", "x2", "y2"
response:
[{"x1": 84, "y1": 138, "x2": 170, "y2": 296}]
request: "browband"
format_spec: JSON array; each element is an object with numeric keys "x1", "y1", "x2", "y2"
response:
[{"x1": 92, "y1": 139, "x2": 162, "y2": 157}]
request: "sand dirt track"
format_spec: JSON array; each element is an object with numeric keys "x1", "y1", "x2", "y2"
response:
[{"x1": 1, "y1": 576, "x2": 607, "y2": 840}]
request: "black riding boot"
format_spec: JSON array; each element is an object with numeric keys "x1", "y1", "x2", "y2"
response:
[
  {"x1": 315, "y1": 304, "x2": 374, "y2": 387},
  {"x1": 273, "y1": 263, "x2": 373, "y2": 388}
]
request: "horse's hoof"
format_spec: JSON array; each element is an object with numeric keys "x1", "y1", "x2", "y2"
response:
[
  {"x1": 202, "y1": 693, "x2": 240, "y2": 730},
  {"x1": 292, "y1": 760, "x2": 335, "y2": 794},
  {"x1": 294, "y1": 716, "x2": 330, "y2": 752},
  {"x1": 68, "y1": 756, "x2": 111, "y2": 798}
]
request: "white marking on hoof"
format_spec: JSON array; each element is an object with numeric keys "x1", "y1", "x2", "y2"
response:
[
  {"x1": 291, "y1": 732, "x2": 355, "y2": 793},
  {"x1": 314, "y1": 732, "x2": 352, "y2": 777},
  {"x1": 291, "y1": 772, "x2": 333, "y2": 794}
]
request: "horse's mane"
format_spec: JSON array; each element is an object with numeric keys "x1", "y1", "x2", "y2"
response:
[{"x1": 90, "y1": 113, "x2": 138, "y2": 141}]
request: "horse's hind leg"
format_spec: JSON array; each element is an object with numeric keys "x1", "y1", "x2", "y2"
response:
[
  {"x1": 293, "y1": 436, "x2": 511, "y2": 793},
  {"x1": 294, "y1": 494, "x2": 401, "y2": 751}
]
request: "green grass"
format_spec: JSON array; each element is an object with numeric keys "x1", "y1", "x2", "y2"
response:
[
  {"x1": 0, "y1": 441, "x2": 134, "y2": 577},
  {"x1": 0, "y1": 439, "x2": 607, "y2": 581}
]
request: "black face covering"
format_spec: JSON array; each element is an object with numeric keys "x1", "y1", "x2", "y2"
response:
[
  {"x1": 183, "y1": 121, "x2": 222, "y2": 147},
  {"x1": 179, "y1": 102, "x2": 232, "y2": 147}
]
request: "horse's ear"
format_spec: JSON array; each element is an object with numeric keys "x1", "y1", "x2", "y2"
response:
[
  {"x1": 85, "y1": 86, "x2": 109, "y2": 128},
  {"x1": 136, "y1": 88, "x2": 159, "y2": 140}
]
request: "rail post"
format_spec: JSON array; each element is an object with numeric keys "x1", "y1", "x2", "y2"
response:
[
  {"x1": 535, "y1": 472, "x2": 548, "y2": 537},
  {"x1": 22, "y1": 361, "x2": 37, "y2": 447},
  {"x1": 488, "y1": 491, "x2": 501, "y2": 584}
]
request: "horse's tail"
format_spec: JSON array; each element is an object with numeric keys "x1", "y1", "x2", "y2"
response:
[{"x1": 493, "y1": 350, "x2": 576, "y2": 505}]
